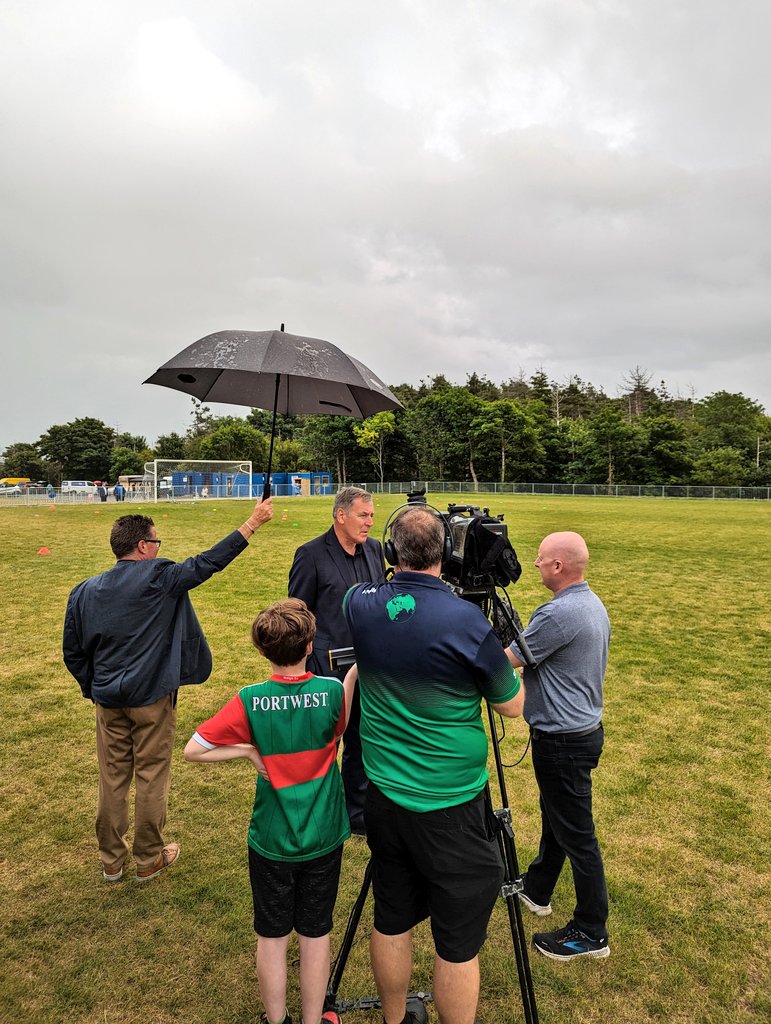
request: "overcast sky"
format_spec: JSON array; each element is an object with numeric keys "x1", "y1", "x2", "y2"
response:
[{"x1": 1, "y1": 0, "x2": 769, "y2": 451}]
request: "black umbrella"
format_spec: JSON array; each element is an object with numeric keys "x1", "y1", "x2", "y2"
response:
[{"x1": 144, "y1": 327, "x2": 402, "y2": 499}]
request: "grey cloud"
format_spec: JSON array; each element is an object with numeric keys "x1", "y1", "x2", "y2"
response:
[{"x1": 1, "y1": 1, "x2": 769, "y2": 451}]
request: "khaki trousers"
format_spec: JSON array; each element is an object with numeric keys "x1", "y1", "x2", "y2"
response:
[{"x1": 95, "y1": 694, "x2": 177, "y2": 873}]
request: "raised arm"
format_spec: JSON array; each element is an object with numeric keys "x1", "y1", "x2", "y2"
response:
[
  {"x1": 238, "y1": 497, "x2": 274, "y2": 542},
  {"x1": 166, "y1": 497, "x2": 274, "y2": 596}
]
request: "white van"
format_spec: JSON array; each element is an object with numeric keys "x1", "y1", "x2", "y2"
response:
[{"x1": 61, "y1": 480, "x2": 97, "y2": 494}]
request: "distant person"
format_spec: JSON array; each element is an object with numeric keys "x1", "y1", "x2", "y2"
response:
[
  {"x1": 288, "y1": 487, "x2": 385, "y2": 834},
  {"x1": 506, "y1": 531, "x2": 611, "y2": 960},
  {"x1": 292, "y1": 477, "x2": 302, "y2": 496},
  {"x1": 63, "y1": 499, "x2": 273, "y2": 883},
  {"x1": 46, "y1": 483, "x2": 55, "y2": 499},
  {"x1": 113, "y1": 483, "x2": 126, "y2": 503},
  {"x1": 185, "y1": 598, "x2": 351, "y2": 1024},
  {"x1": 97, "y1": 484, "x2": 108, "y2": 502}
]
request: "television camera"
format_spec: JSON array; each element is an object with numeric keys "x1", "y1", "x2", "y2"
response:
[{"x1": 400, "y1": 489, "x2": 536, "y2": 668}]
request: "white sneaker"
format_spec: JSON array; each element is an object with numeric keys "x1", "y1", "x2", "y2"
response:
[{"x1": 518, "y1": 887, "x2": 552, "y2": 916}]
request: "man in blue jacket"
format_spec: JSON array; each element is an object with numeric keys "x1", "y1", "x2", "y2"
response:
[{"x1": 63, "y1": 499, "x2": 272, "y2": 882}]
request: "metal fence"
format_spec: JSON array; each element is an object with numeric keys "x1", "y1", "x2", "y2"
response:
[
  {"x1": 0, "y1": 490, "x2": 150, "y2": 507},
  {"x1": 0, "y1": 488, "x2": 255, "y2": 507},
  {"x1": 2, "y1": 480, "x2": 770, "y2": 508},
  {"x1": 351, "y1": 481, "x2": 771, "y2": 500}
]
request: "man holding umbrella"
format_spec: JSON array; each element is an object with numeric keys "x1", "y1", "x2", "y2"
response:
[{"x1": 63, "y1": 498, "x2": 273, "y2": 883}]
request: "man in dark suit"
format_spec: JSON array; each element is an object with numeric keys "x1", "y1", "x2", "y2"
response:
[
  {"x1": 63, "y1": 499, "x2": 273, "y2": 882},
  {"x1": 288, "y1": 486, "x2": 385, "y2": 833}
]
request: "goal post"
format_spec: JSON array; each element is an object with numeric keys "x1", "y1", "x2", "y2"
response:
[{"x1": 144, "y1": 460, "x2": 254, "y2": 502}]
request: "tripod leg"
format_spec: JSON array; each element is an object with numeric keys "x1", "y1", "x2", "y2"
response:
[
  {"x1": 495, "y1": 806, "x2": 539, "y2": 1024},
  {"x1": 326, "y1": 856, "x2": 434, "y2": 1015},
  {"x1": 327, "y1": 858, "x2": 373, "y2": 1006},
  {"x1": 486, "y1": 694, "x2": 540, "y2": 1024}
]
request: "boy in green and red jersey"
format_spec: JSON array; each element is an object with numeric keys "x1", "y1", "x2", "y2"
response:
[{"x1": 184, "y1": 598, "x2": 353, "y2": 1024}]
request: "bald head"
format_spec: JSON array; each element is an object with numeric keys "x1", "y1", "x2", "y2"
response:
[{"x1": 535, "y1": 531, "x2": 589, "y2": 593}]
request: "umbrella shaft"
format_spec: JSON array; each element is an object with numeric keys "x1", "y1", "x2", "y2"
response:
[{"x1": 263, "y1": 373, "x2": 281, "y2": 501}]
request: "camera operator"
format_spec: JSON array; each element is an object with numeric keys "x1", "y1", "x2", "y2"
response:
[
  {"x1": 506, "y1": 531, "x2": 611, "y2": 960},
  {"x1": 342, "y1": 506, "x2": 524, "y2": 1024}
]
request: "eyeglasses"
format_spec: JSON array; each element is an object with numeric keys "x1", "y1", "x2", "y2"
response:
[{"x1": 142, "y1": 538, "x2": 162, "y2": 547}]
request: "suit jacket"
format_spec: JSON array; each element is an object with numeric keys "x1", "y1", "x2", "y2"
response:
[
  {"x1": 288, "y1": 526, "x2": 385, "y2": 678},
  {"x1": 63, "y1": 530, "x2": 248, "y2": 708}
]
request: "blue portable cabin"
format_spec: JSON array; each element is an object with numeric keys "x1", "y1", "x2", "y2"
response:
[
  {"x1": 169, "y1": 470, "x2": 333, "y2": 498},
  {"x1": 260, "y1": 471, "x2": 333, "y2": 497}
]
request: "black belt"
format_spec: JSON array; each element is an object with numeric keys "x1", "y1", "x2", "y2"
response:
[{"x1": 530, "y1": 722, "x2": 602, "y2": 741}]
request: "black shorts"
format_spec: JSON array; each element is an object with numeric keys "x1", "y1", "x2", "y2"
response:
[
  {"x1": 248, "y1": 844, "x2": 343, "y2": 938},
  {"x1": 365, "y1": 784, "x2": 504, "y2": 963}
]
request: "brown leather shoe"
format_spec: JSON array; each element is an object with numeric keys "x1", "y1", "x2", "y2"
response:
[{"x1": 136, "y1": 843, "x2": 180, "y2": 881}]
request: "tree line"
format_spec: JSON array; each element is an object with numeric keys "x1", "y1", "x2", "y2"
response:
[{"x1": 2, "y1": 369, "x2": 769, "y2": 487}]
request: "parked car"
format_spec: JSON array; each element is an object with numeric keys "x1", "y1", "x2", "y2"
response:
[
  {"x1": 0, "y1": 480, "x2": 49, "y2": 496},
  {"x1": 2, "y1": 481, "x2": 44, "y2": 495},
  {"x1": 60, "y1": 480, "x2": 97, "y2": 495}
]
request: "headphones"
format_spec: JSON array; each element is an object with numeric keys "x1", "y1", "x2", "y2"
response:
[{"x1": 382, "y1": 499, "x2": 453, "y2": 570}]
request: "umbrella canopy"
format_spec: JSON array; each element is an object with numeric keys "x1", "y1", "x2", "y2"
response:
[
  {"x1": 144, "y1": 328, "x2": 402, "y2": 499},
  {"x1": 143, "y1": 329, "x2": 402, "y2": 418}
]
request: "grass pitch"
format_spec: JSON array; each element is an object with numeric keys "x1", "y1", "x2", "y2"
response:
[{"x1": 1, "y1": 494, "x2": 769, "y2": 1024}]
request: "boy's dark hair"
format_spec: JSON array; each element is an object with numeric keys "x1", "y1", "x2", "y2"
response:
[
  {"x1": 110, "y1": 515, "x2": 155, "y2": 558},
  {"x1": 252, "y1": 598, "x2": 317, "y2": 667}
]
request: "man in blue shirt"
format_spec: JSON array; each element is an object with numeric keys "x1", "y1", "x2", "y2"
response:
[{"x1": 507, "y1": 531, "x2": 611, "y2": 960}]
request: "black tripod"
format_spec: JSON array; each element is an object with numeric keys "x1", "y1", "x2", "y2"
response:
[
  {"x1": 326, "y1": 587, "x2": 539, "y2": 1022},
  {"x1": 485, "y1": 700, "x2": 539, "y2": 1024}
]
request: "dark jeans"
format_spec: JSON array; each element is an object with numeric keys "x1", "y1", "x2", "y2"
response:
[{"x1": 527, "y1": 726, "x2": 608, "y2": 940}]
